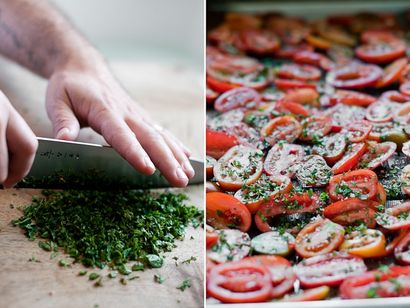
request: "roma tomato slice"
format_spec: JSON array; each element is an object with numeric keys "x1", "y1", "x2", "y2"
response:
[
  {"x1": 207, "y1": 261, "x2": 273, "y2": 303},
  {"x1": 326, "y1": 63, "x2": 383, "y2": 89},
  {"x1": 395, "y1": 231, "x2": 410, "y2": 265},
  {"x1": 241, "y1": 29, "x2": 280, "y2": 55},
  {"x1": 206, "y1": 129, "x2": 239, "y2": 159},
  {"x1": 206, "y1": 192, "x2": 252, "y2": 232},
  {"x1": 260, "y1": 116, "x2": 302, "y2": 145},
  {"x1": 282, "y1": 88, "x2": 320, "y2": 106},
  {"x1": 356, "y1": 42, "x2": 406, "y2": 64},
  {"x1": 312, "y1": 134, "x2": 346, "y2": 165},
  {"x1": 295, "y1": 155, "x2": 332, "y2": 188},
  {"x1": 376, "y1": 58, "x2": 408, "y2": 88},
  {"x1": 277, "y1": 64, "x2": 321, "y2": 81},
  {"x1": 293, "y1": 50, "x2": 335, "y2": 71},
  {"x1": 322, "y1": 104, "x2": 366, "y2": 132},
  {"x1": 295, "y1": 218, "x2": 345, "y2": 258},
  {"x1": 329, "y1": 90, "x2": 376, "y2": 107},
  {"x1": 342, "y1": 120, "x2": 372, "y2": 143},
  {"x1": 339, "y1": 229, "x2": 386, "y2": 258},
  {"x1": 299, "y1": 116, "x2": 332, "y2": 142},
  {"x1": 331, "y1": 142, "x2": 367, "y2": 174},
  {"x1": 294, "y1": 252, "x2": 367, "y2": 288},
  {"x1": 283, "y1": 286, "x2": 330, "y2": 302},
  {"x1": 207, "y1": 75, "x2": 242, "y2": 93},
  {"x1": 358, "y1": 141, "x2": 396, "y2": 170},
  {"x1": 274, "y1": 100, "x2": 311, "y2": 117},
  {"x1": 264, "y1": 143, "x2": 304, "y2": 177},
  {"x1": 207, "y1": 109, "x2": 244, "y2": 131},
  {"x1": 214, "y1": 87, "x2": 262, "y2": 112},
  {"x1": 376, "y1": 201, "x2": 410, "y2": 230},
  {"x1": 365, "y1": 100, "x2": 398, "y2": 122},
  {"x1": 207, "y1": 229, "x2": 251, "y2": 263},
  {"x1": 214, "y1": 145, "x2": 263, "y2": 191},
  {"x1": 327, "y1": 169, "x2": 378, "y2": 201}
]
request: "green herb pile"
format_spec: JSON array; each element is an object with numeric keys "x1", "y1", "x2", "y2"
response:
[{"x1": 12, "y1": 189, "x2": 202, "y2": 271}]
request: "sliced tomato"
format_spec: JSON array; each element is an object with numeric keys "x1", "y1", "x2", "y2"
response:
[
  {"x1": 312, "y1": 134, "x2": 346, "y2": 165},
  {"x1": 214, "y1": 145, "x2": 263, "y2": 191},
  {"x1": 274, "y1": 100, "x2": 311, "y2": 117},
  {"x1": 401, "y1": 165, "x2": 410, "y2": 196},
  {"x1": 207, "y1": 109, "x2": 244, "y2": 131},
  {"x1": 295, "y1": 219, "x2": 345, "y2": 258},
  {"x1": 207, "y1": 261, "x2": 272, "y2": 303},
  {"x1": 403, "y1": 141, "x2": 410, "y2": 158},
  {"x1": 207, "y1": 75, "x2": 242, "y2": 93},
  {"x1": 275, "y1": 43, "x2": 314, "y2": 59},
  {"x1": 294, "y1": 252, "x2": 367, "y2": 287},
  {"x1": 225, "y1": 123, "x2": 262, "y2": 149},
  {"x1": 206, "y1": 129, "x2": 239, "y2": 159},
  {"x1": 206, "y1": 181, "x2": 221, "y2": 193},
  {"x1": 342, "y1": 120, "x2": 372, "y2": 143},
  {"x1": 214, "y1": 87, "x2": 262, "y2": 112},
  {"x1": 326, "y1": 63, "x2": 383, "y2": 89},
  {"x1": 373, "y1": 182, "x2": 387, "y2": 205},
  {"x1": 244, "y1": 255, "x2": 296, "y2": 298},
  {"x1": 206, "y1": 192, "x2": 252, "y2": 232},
  {"x1": 295, "y1": 155, "x2": 332, "y2": 188},
  {"x1": 234, "y1": 175, "x2": 292, "y2": 214},
  {"x1": 206, "y1": 85, "x2": 220, "y2": 103},
  {"x1": 365, "y1": 100, "x2": 397, "y2": 122},
  {"x1": 322, "y1": 104, "x2": 366, "y2": 132},
  {"x1": 241, "y1": 29, "x2": 280, "y2": 55},
  {"x1": 260, "y1": 116, "x2": 302, "y2": 145},
  {"x1": 329, "y1": 90, "x2": 376, "y2": 107},
  {"x1": 282, "y1": 88, "x2": 320, "y2": 106},
  {"x1": 368, "y1": 121, "x2": 405, "y2": 142},
  {"x1": 293, "y1": 50, "x2": 335, "y2": 71},
  {"x1": 340, "y1": 266, "x2": 410, "y2": 299},
  {"x1": 207, "y1": 229, "x2": 251, "y2": 263},
  {"x1": 299, "y1": 116, "x2": 332, "y2": 141},
  {"x1": 395, "y1": 231, "x2": 410, "y2": 265},
  {"x1": 356, "y1": 42, "x2": 406, "y2": 64},
  {"x1": 323, "y1": 198, "x2": 379, "y2": 228},
  {"x1": 361, "y1": 30, "x2": 401, "y2": 44},
  {"x1": 400, "y1": 82, "x2": 410, "y2": 97},
  {"x1": 376, "y1": 201, "x2": 410, "y2": 230},
  {"x1": 207, "y1": 232, "x2": 219, "y2": 249},
  {"x1": 277, "y1": 64, "x2": 321, "y2": 81},
  {"x1": 328, "y1": 169, "x2": 378, "y2": 201},
  {"x1": 283, "y1": 286, "x2": 330, "y2": 302},
  {"x1": 339, "y1": 229, "x2": 386, "y2": 258},
  {"x1": 206, "y1": 156, "x2": 217, "y2": 179},
  {"x1": 358, "y1": 141, "x2": 397, "y2": 169},
  {"x1": 264, "y1": 143, "x2": 304, "y2": 177},
  {"x1": 380, "y1": 90, "x2": 410, "y2": 103},
  {"x1": 376, "y1": 228, "x2": 408, "y2": 258},
  {"x1": 274, "y1": 78, "x2": 316, "y2": 90},
  {"x1": 331, "y1": 142, "x2": 367, "y2": 174},
  {"x1": 208, "y1": 54, "x2": 263, "y2": 76},
  {"x1": 306, "y1": 34, "x2": 332, "y2": 50},
  {"x1": 376, "y1": 58, "x2": 408, "y2": 88},
  {"x1": 250, "y1": 231, "x2": 295, "y2": 256},
  {"x1": 316, "y1": 21, "x2": 356, "y2": 46}
]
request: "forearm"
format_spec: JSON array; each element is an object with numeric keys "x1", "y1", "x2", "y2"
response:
[{"x1": 0, "y1": 0, "x2": 103, "y2": 78}]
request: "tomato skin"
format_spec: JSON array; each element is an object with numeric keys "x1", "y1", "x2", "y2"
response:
[
  {"x1": 260, "y1": 116, "x2": 302, "y2": 145},
  {"x1": 283, "y1": 286, "x2": 330, "y2": 302},
  {"x1": 214, "y1": 87, "x2": 262, "y2": 112},
  {"x1": 206, "y1": 192, "x2": 252, "y2": 232},
  {"x1": 294, "y1": 252, "x2": 367, "y2": 288},
  {"x1": 207, "y1": 261, "x2": 273, "y2": 303},
  {"x1": 206, "y1": 129, "x2": 238, "y2": 159},
  {"x1": 295, "y1": 219, "x2": 345, "y2": 258},
  {"x1": 282, "y1": 88, "x2": 319, "y2": 106},
  {"x1": 330, "y1": 90, "x2": 376, "y2": 107},
  {"x1": 331, "y1": 142, "x2": 367, "y2": 174},
  {"x1": 356, "y1": 42, "x2": 406, "y2": 64},
  {"x1": 376, "y1": 58, "x2": 408, "y2": 88},
  {"x1": 395, "y1": 231, "x2": 410, "y2": 265},
  {"x1": 326, "y1": 63, "x2": 383, "y2": 89}
]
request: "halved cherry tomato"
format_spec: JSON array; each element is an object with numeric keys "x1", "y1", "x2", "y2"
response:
[
  {"x1": 295, "y1": 155, "x2": 332, "y2": 188},
  {"x1": 323, "y1": 104, "x2": 366, "y2": 132},
  {"x1": 264, "y1": 143, "x2": 304, "y2": 177},
  {"x1": 326, "y1": 63, "x2": 383, "y2": 89},
  {"x1": 376, "y1": 228, "x2": 408, "y2": 258},
  {"x1": 358, "y1": 141, "x2": 396, "y2": 169},
  {"x1": 275, "y1": 43, "x2": 314, "y2": 59},
  {"x1": 214, "y1": 87, "x2": 262, "y2": 112},
  {"x1": 207, "y1": 232, "x2": 219, "y2": 249},
  {"x1": 206, "y1": 192, "x2": 252, "y2": 232},
  {"x1": 323, "y1": 198, "x2": 379, "y2": 228},
  {"x1": 339, "y1": 229, "x2": 386, "y2": 258},
  {"x1": 225, "y1": 123, "x2": 262, "y2": 148},
  {"x1": 361, "y1": 30, "x2": 401, "y2": 44},
  {"x1": 340, "y1": 266, "x2": 410, "y2": 299},
  {"x1": 251, "y1": 231, "x2": 295, "y2": 256},
  {"x1": 299, "y1": 116, "x2": 332, "y2": 141},
  {"x1": 282, "y1": 88, "x2": 320, "y2": 106},
  {"x1": 312, "y1": 134, "x2": 346, "y2": 165},
  {"x1": 207, "y1": 75, "x2": 242, "y2": 93},
  {"x1": 207, "y1": 109, "x2": 244, "y2": 131},
  {"x1": 329, "y1": 90, "x2": 376, "y2": 107},
  {"x1": 365, "y1": 101, "x2": 398, "y2": 122},
  {"x1": 255, "y1": 192, "x2": 322, "y2": 233},
  {"x1": 274, "y1": 100, "x2": 311, "y2": 117},
  {"x1": 376, "y1": 58, "x2": 408, "y2": 88},
  {"x1": 206, "y1": 156, "x2": 217, "y2": 179},
  {"x1": 207, "y1": 229, "x2": 251, "y2": 263},
  {"x1": 295, "y1": 219, "x2": 345, "y2": 258},
  {"x1": 376, "y1": 201, "x2": 410, "y2": 230},
  {"x1": 283, "y1": 286, "x2": 330, "y2": 302},
  {"x1": 328, "y1": 169, "x2": 378, "y2": 201},
  {"x1": 381, "y1": 90, "x2": 410, "y2": 103},
  {"x1": 214, "y1": 145, "x2": 263, "y2": 191},
  {"x1": 306, "y1": 34, "x2": 332, "y2": 49},
  {"x1": 277, "y1": 64, "x2": 321, "y2": 81},
  {"x1": 331, "y1": 142, "x2": 367, "y2": 174},
  {"x1": 206, "y1": 129, "x2": 238, "y2": 159},
  {"x1": 342, "y1": 120, "x2": 372, "y2": 143},
  {"x1": 395, "y1": 231, "x2": 410, "y2": 265},
  {"x1": 316, "y1": 21, "x2": 356, "y2": 46},
  {"x1": 293, "y1": 50, "x2": 335, "y2": 71},
  {"x1": 241, "y1": 29, "x2": 280, "y2": 55},
  {"x1": 207, "y1": 261, "x2": 272, "y2": 303},
  {"x1": 294, "y1": 252, "x2": 367, "y2": 287},
  {"x1": 400, "y1": 82, "x2": 410, "y2": 97},
  {"x1": 274, "y1": 78, "x2": 316, "y2": 90},
  {"x1": 234, "y1": 175, "x2": 292, "y2": 214},
  {"x1": 244, "y1": 255, "x2": 296, "y2": 298},
  {"x1": 368, "y1": 121, "x2": 405, "y2": 142},
  {"x1": 401, "y1": 164, "x2": 410, "y2": 196},
  {"x1": 356, "y1": 42, "x2": 406, "y2": 64},
  {"x1": 260, "y1": 116, "x2": 302, "y2": 145}
]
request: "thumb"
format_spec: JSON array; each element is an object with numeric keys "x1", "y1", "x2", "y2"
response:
[{"x1": 47, "y1": 98, "x2": 80, "y2": 141}]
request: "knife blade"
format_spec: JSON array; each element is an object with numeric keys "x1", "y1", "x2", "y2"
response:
[{"x1": 17, "y1": 137, "x2": 204, "y2": 189}]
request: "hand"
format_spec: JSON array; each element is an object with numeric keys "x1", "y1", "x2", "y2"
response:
[
  {"x1": 0, "y1": 91, "x2": 38, "y2": 188},
  {"x1": 45, "y1": 59, "x2": 195, "y2": 187}
]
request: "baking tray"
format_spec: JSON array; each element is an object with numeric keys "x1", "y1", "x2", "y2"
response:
[{"x1": 206, "y1": 1, "x2": 410, "y2": 307}]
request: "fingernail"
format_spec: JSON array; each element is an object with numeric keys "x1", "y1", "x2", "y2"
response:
[
  {"x1": 183, "y1": 161, "x2": 195, "y2": 178},
  {"x1": 144, "y1": 157, "x2": 156, "y2": 173},
  {"x1": 56, "y1": 128, "x2": 69, "y2": 139},
  {"x1": 176, "y1": 166, "x2": 189, "y2": 185}
]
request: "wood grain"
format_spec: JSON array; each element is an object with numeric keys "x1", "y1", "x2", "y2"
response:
[{"x1": 0, "y1": 56, "x2": 204, "y2": 308}]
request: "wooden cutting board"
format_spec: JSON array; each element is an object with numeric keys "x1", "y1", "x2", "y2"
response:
[{"x1": 0, "y1": 56, "x2": 204, "y2": 308}]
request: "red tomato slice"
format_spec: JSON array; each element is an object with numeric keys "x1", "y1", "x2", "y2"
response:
[
  {"x1": 380, "y1": 90, "x2": 410, "y2": 103},
  {"x1": 331, "y1": 142, "x2": 367, "y2": 174},
  {"x1": 206, "y1": 232, "x2": 219, "y2": 249},
  {"x1": 294, "y1": 252, "x2": 367, "y2": 287},
  {"x1": 206, "y1": 155, "x2": 217, "y2": 179},
  {"x1": 214, "y1": 145, "x2": 263, "y2": 191},
  {"x1": 207, "y1": 261, "x2": 273, "y2": 303},
  {"x1": 322, "y1": 104, "x2": 366, "y2": 132},
  {"x1": 312, "y1": 133, "x2": 346, "y2": 165},
  {"x1": 293, "y1": 50, "x2": 335, "y2": 71},
  {"x1": 376, "y1": 58, "x2": 408, "y2": 88},
  {"x1": 283, "y1": 286, "x2": 330, "y2": 302},
  {"x1": 277, "y1": 64, "x2": 321, "y2": 81},
  {"x1": 206, "y1": 129, "x2": 239, "y2": 159},
  {"x1": 264, "y1": 143, "x2": 304, "y2": 177},
  {"x1": 400, "y1": 82, "x2": 410, "y2": 97},
  {"x1": 214, "y1": 87, "x2": 262, "y2": 112},
  {"x1": 274, "y1": 78, "x2": 316, "y2": 90},
  {"x1": 274, "y1": 100, "x2": 311, "y2": 117},
  {"x1": 358, "y1": 141, "x2": 396, "y2": 170},
  {"x1": 323, "y1": 198, "x2": 379, "y2": 228},
  {"x1": 376, "y1": 201, "x2": 410, "y2": 230},
  {"x1": 241, "y1": 29, "x2": 280, "y2": 55},
  {"x1": 299, "y1": 116, "x2": 332, "y2": 141},
  {"x1": 275, "y1": 43, "x2": 314, "y2": 59},
  {"x1": 373, "y1": 182, "x2": 387, "y2": 205},
  {"x1": 365, "y1": 100, "x2": 398, "y2": 122},
  {"x1": 329, "y1": 90, "x2": 376, "y2": 107},
  {"x1": 206, "y1": 192, "x2": 252, "y2": 232},
  {"x1": 207, "y1": 229, "x2": 251, "y2": 263},
  {"x1": 282, "y1": 88, "x2": 320, "y2": 105},
  {"x1": 356, "y1": 42, "x2": 406, "y2": 64},
  {"x1": 207, "y1": 75, "x2": 242, "y2": 93},
  {"x1": 327, "y1": 169, "x2": 378, "y2": 201},
  {"x1": 260, "y1": 116, "x2": 302, "y2": 145},
  {"x1": 244, "y1": 255, "x2": 296, "y2": 298},
  {"x1": 326, "y1": 63, "x2": 383, "y2": 89},
  {"x1": 295, "y1": 155, "x2": 332, "y2": 188},
  {"x1": 342, "y1": 120, "x2": 372, "y2": 143},
  {"x1": 295, "y1": 218, "x2": 345, "y2": 258},
  {"x1": 395, "y1": 231, "x2": 410, "y2": 265},
  {"x1": 340, "y1": 266, "x2": 410, "y2": 299}
]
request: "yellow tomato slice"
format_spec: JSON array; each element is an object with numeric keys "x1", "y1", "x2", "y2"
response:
[{"x1": 339, "y1": 229, "x2": 386, "y2": 258}]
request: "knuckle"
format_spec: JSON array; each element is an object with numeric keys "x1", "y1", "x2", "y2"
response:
[{"x1": 20, "y1": 136, "x2": 38, "y2": 156}]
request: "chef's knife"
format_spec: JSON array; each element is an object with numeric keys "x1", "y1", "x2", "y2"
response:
[{"x1": 17, "y1": 137, "x2": 204, "y2": 189}]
